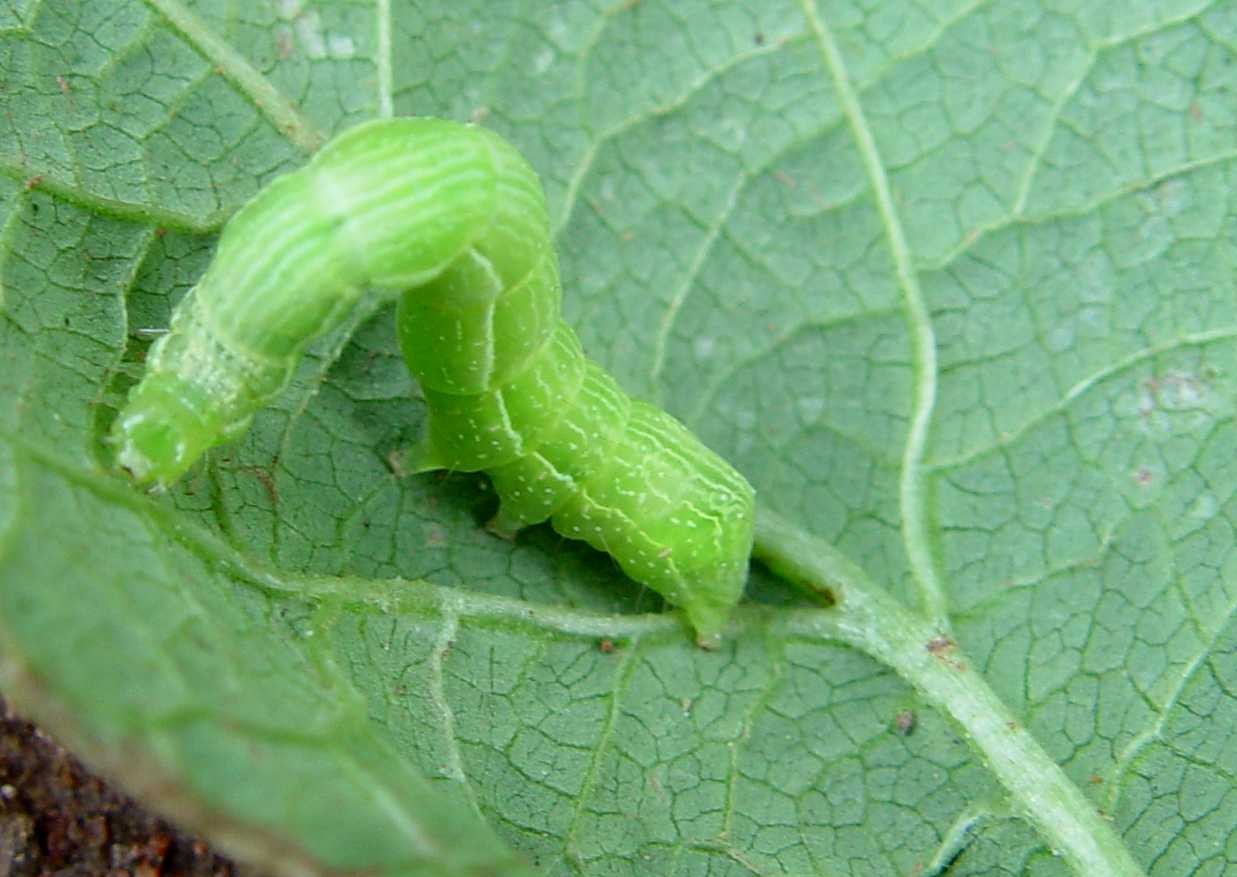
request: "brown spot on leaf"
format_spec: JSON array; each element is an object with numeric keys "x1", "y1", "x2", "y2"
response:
[
  {"x1": 893, "y1": 709, "x2": 915, "y2": 736},
  {"x1": 237, "y1": 465, "x2": 279, "y2": 508},
  {"x1": 927, "y1": 635, "x2": 968, "y2": 670}
]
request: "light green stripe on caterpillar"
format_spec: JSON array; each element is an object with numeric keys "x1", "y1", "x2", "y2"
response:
[{"x1": 111, "y1": 118, "x2": 755, "y2": 644}]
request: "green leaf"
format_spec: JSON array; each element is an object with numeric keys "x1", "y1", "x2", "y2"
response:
[{"x1": 2, "y1": 1, "x2": 1235, "y2": 875}]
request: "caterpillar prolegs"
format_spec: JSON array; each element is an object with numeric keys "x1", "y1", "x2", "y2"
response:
[{"x1": 111, "y1": 118, "x2": 755, "y2": 644}]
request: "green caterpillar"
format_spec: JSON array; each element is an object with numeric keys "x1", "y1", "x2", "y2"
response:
[{"x1": 111, "y1": 117, "x2": 755, "y2": 644}]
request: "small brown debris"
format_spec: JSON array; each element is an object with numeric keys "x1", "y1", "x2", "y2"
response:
[
  {"x1": 893, "y1": 709, "x2": 916, "y2": 736},
  {"x1": 275, "y1": 29, "x2": 294, "y2": 59},
  {"x1": 237, "y1": 464, "x2": 279, "y2": 508}
]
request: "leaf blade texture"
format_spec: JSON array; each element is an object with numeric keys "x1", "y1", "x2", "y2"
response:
[{"x1": 2, "y1": 1, "x2": 1236, "y2": 875}]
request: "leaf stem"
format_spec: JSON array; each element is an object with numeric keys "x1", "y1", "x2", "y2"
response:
[{"x1": 754, "y1": 507, "x2": 1148, "y2": 877}]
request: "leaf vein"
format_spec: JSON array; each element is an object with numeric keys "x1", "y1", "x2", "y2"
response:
[
  {"x1": 140, "y1": 0, "x2": 324, "y2": 153},
  {"x1": 798, "y1": 0, "x2": 947, "y2": 625}
]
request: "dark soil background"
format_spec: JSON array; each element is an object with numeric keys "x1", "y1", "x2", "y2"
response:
[{"x1": 0, "y1": 695, "x2": 248, "y2": 877}]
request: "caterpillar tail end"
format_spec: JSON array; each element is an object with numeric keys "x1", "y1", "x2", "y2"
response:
[
  {"x1": 680, "y1": 556, "x2": 753, "y2": 650},
  {"x1": 684, "y1": 602, "x2": 727, "y2": 651},
  {"x1": 109, "y1": 380, "x2": 218, "y2": 487}
]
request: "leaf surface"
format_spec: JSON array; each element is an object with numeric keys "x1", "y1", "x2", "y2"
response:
[{"x1": 2, "y1": 1, "x2": 1235, "y2": 875}]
